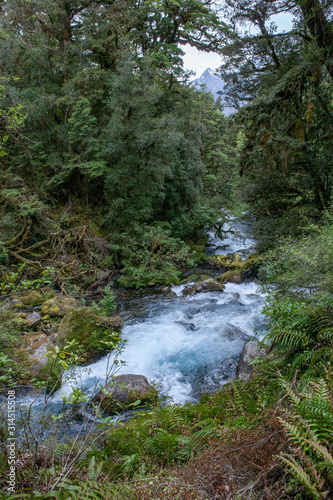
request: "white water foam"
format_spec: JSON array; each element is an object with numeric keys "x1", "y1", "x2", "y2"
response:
[
  {"x1": 19, "y1": 213, "x2": 265, "y2": 409},
  {"x1": 76, "y1": 283, "x2": 264, "y2": 404}
]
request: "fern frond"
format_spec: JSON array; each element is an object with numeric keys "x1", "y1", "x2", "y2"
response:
[
  {"x1": 304, "y1": 439, "x2": 333, "y2": 467},
  {"x1": 279, "y1": 454, "x2": 324, "y2": 499},
  {"x1": 274, "y1": 328, "x2": 308, "y2": 348}
]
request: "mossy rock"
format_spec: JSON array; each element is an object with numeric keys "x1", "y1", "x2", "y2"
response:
[
  {"x1": 213, "y1": 253, "x2": 262, "y2": 273},
  {"x1": 41, "y1": 295, "x2": 79, "y2": 317},
  {"x1": 13, "y1": 289, "x2": 55, "y2": 307},
  {"x1": 183, "y1": 278, "x2": 224, "y2": 296},
  {"x1": 217, "y1": 271, "x2": 243, "y2": 284},
  {"x1": 33, "y1": 355, "x2": 62, "y2": 390},
  {"x1": 180, "y1": 274, "x2": 197, "y2": 285},
  {"x1": 194, "y1": 274, "x2": 211, "y2": 283},
  {"x1": 93, "y1": 374, "x2": 159, "y2": 414},
  {"x1": 12, "y1": 331, "x2": 61, "y2": 389},
  {"x1": 57, "y1": 308, "x2": 122, "y2": 364}
]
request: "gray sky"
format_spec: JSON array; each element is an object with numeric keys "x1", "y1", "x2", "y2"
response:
[{"x1": 183, "y1": 12, "x2": 295, "y2": 80}]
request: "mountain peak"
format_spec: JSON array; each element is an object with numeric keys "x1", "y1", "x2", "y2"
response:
[{"x1": 191, "y1": 68, "x2": 235, "y2": 115}]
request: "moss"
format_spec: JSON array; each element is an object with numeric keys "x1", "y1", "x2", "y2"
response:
[
  {"x1": 217, "y1": 271, "x2": 243, "y2": 284},
  {"x1": 11, "y1": 334, "x2": 61, "y2": 390},
  {"x1": 57, "y1": 307, "x2": 122, "y2": 364},
  {"x1": 128, "y1": 386, "x2": 159, "y2": 406},
  {"x1": 194, "y1": 274, "x2": 211, "y2": 282},
  {"x1": 98, "y1": 384, "x2": 159, "y2": 414},
  {"x1": 16, "y1": 291, "x2": 45, "y2": 307},
  {"x1": 213, "y1": 253, "x2": 262, "y2": 275},
  {"x1": 41, "y1": 296, "x2": 79, "y2": 317},
  {"x1": 180, "y1": 274, "x2": 197, "y2": 284}
]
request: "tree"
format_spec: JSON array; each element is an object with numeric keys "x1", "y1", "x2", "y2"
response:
[
  {"x1": 218, "y1": 0, "x2": 333, "y2": 249},
  {"x1": 0, "y1": 0, "x2": 227, "y2": 253}
]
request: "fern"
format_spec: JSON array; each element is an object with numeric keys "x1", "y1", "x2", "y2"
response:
[
  {"x1": 278, "y1": 377, "x2": 333, "y2": 497},
  {"x1": 279, "y1": 453, "x2": 326, "y2": 500},
  {"x1": 29, "y1": 478, "x2": 132, "y2": 499},
  {"x1": 265, "y1": 294, "x2": 333, "y2": 383}
]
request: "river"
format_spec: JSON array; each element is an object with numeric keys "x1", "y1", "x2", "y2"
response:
[
  {"x1": 17, "y1": 214, "x2": 266, "y2": 417},
  {"x1": 66, "y1": 214, "x2": 265, "y2": 405}
]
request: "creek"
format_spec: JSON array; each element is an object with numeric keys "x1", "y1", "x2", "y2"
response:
[
  {"x1": 17, "y1": 214, "x2": 266, "y2": 418},
  {"x1": 65, "y1": 214, "x2": 266, "y2": 405}
]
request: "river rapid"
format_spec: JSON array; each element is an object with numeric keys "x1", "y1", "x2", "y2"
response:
[
  {"x1": 67, "y1": 214, "x2": 265, "y2": 405},
  {"x1": 17, "y1": 214, "x2": 266, "y2": 418}
]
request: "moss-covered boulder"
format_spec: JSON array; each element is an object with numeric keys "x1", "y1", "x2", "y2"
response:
[
  {"x1": 183, "y1": 278, "x2": 223, "y2": 296},
  {"x1": 93, "y1": 374, "x2": 159, "y2": 414},
  {"x1": 213, "y1": 253, "x2": 262, "y2": 274},
  {"x1": 41, "y1": 295, "x2": 79, "y2": 317},
  {"x1": 217, "y1": 271, "x2": 243, "y2": 284},
  {"x1": 57, "y1": 308, "x2": 122, "y2": 364},
  {"x1": 13, "y1": 289, "x2": 55, "y2": 307},
  {"x1": 13, "y1": 331, "x2": 61, "y2": 387}
]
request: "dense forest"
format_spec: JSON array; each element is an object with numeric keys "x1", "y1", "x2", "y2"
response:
[{"x1": 0, "y1": 0, "x2": 333, "y2": 498}]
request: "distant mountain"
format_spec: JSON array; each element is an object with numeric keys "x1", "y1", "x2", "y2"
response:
[{"x1": 191, "y1": 68, "x2": 234, "y2": 116}]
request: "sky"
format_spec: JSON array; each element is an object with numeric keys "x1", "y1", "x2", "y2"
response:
[{"x1": 182, "y1": 12, "x2": 295, "y2": 80}]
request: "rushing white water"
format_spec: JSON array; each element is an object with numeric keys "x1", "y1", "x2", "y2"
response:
[
  {"x1": 18, "y1": 214, "x2": 265, "y2": 411},
  {"x1": 206, "y1": 216, "x2": 256, "y2": 257},
  {"x1": 70, "y1": 215, "x2": 265, "y2": 405}
]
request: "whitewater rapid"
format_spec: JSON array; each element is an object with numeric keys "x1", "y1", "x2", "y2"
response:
[{"x1": 67, "y1": 215, "x2": 265, "y2": 405}]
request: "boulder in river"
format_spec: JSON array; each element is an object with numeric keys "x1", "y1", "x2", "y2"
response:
[
  {"x1": 224, "y1": 324, "x2": 246, "y2": 341},
  {"x1": 93, "y1": 374, "x2": 159, "y2": 414},
  {"x1": 57, "y1": 307, "x2": 122, "y2": 364},
  {"x1": 236, "y1": 341, "x2": 267, "y2": 380},
  {"x1": 175, "y1": 320, "x2": 196, "y2": 331},
  {"x1": 217, "y1": 271, "x2": 243, "y2": 284},
  {"x1": 183, "y1": 278, "x2": 223, "y2": 296}
]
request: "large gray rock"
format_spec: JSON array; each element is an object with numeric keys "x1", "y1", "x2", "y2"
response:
[
  {"x1": 26, "y1": 311, "x2": 42, "y2": 325},
  {"x1": 93, "y1": 374, "x2": 158, "y2": 414},
  {"x1": 183, "y1": 278, "x2": 223, "y2": 296},
  {"x1": 224, "y1": 324, "x2": 246, "y2": 341},
  {"x1": 20, "y1": 332, "x2": 56, "y2": 376},
  {"x1": 236, "y1": 341, "x2": 267, "y2": 380}
]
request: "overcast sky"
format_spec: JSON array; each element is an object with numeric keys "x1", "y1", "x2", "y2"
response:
[{"x1": 182, "y1": 12, "x2": 295, "y2": 80}]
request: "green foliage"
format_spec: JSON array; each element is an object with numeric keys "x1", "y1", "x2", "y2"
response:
[
  {"x1": 258, "y1": 212, "x2": 333, "y2": 384},
  {"x1": 0, "y1": 264, "x2": 54, "y2": 295},
  {"x1": 0, "y1": 75, "x2": 27, "y2": 156},
  {"x1": 263, "y1": 291, "x2": 333, "y2": 383},
  {"x1": 8, "y1": 478, "x2": 133, "y2": 499},
  {"x1": 0, "y1": 353, "x2": 29, "y2": 386},
  {"x1": 218, "y1": 0, "x2": 333, "y2": 251},
  {"x1": 98, "y1": 286, "x2": 117, "y2": 316},
  {"x1": 91, "y1": 286, "x2": 117, "y2": 316},
  {"x1": 0, "y1": 308, "x2": 26, "y2": 349},
  {"x1": 116, "y1": 226, "x2": 195, "y2": 288},
  {"x1": 103, "y1": 403, "x2": 222, "y2": 475},
  {"x1": 0, "y1": 241, "x2": 8, "y2": 264},
  {"x1": 259, "y1": 214, "x2": 333, "y2": 295},
  {"x1": 278, "y1": 374, "x2": 333, "y2": 498},
  {"x1": 0, "y1": 0, "x2": 228, "y2": 256}
]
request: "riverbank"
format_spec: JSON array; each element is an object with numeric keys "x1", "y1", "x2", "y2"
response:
[{"x1": 1, "y1": 213, "x2": 333, "y2": 499}]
